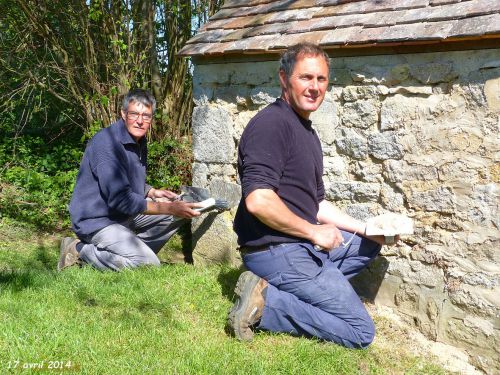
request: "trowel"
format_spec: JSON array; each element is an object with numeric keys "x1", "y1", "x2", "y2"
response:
[
  {"x1": 365, "y1": 212, "x2": 414, "y2": 244},
  {"x1": 179, "y1": 186, "x2": 230, "y2": 214}
]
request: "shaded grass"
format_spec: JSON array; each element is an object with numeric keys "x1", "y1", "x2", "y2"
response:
[{"x1": 0, "y1": 220, "x2": 447, "y2": 374}]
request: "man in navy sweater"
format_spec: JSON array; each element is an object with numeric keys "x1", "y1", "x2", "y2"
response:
[
  {"x1": 229, "y1": 43, "x2": 395, "y2": 348},
  {"x1": 59, "y1": 89, "x2": 201, "y2": 271}
]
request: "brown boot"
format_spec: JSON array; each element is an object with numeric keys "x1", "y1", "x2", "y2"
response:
[
  {"x1": 228, "y1": 271, "x2": 268, "y2": 341},
  {"x1": 57, "y1": 237, "x2": 81, "y2": 271}
]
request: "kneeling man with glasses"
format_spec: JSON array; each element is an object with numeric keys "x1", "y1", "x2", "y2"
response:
[{"x1": 59, "y1": 89, "x2": 201, "y2": 271}]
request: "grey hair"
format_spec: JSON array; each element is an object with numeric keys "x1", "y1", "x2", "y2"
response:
[
  {"x1": 279, "y1": 43, "x2": 330, "y2": 78},
  {"x1": 122, "y1": 88, "x2": 156, "y2": 113}
]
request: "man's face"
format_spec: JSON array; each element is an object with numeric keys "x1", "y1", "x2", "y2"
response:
[
  {"x1": 121, "y1": 101, "x2": 153, "y2": 142},
  {"x1": 279, "y1": 54, "x2": 329, "y2": 119}
]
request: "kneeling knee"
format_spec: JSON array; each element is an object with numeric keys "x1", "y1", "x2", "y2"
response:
[{"x1": 359, "y1": 322, "x2": 375, "y2": 349}]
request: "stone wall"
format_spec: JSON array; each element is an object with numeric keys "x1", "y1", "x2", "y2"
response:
[{"x1": 190, "y1": 49, "x2": 499, "y2": 373}]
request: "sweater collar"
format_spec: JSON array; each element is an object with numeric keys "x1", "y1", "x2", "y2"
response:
[{"x1": 115, "y1": 118, "x2": 146, "y2": 146}]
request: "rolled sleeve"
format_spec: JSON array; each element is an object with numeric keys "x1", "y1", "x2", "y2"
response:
[{"x1": 239, "y1": 117, "x2": 289, "y2": 198}]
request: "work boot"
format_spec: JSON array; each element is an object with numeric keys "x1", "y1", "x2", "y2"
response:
[
  {"x1": 57, "y1": 237, "x2": 81, "y2": 271},
  {"x1": 228, "y1": 271, "x2": 267, "y2": 341}
]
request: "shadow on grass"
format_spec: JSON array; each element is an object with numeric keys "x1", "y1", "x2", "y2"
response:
[
  {"x1": 217, "y1": 265, "x2": 246, "y2": 302},
  {"x1": 0, "y1": 238, "x2": 58, "y2": 292}
]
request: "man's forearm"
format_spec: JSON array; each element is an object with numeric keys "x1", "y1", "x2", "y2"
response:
[
  {"x1": 144, "y1": 200, "x2": 173, "y2": 215},
  {"x1": 317, "y1": 200, "x2": 366, "y2": 234},
  {"x1": 245, "y1": 189, "x2": 316, "y2": 241}
]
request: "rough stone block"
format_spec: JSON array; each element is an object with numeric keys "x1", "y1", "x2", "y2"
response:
[
  {"x1": 323, "y1": 156, "x2": 347, "y2": 178},
  {"x1": 484, "y1": 77, "x2": 500, "y2": 113},
  {"x1": 341, "y1": 100, "x2": 379, "y2": 129},
  {"x1": 380, "y1": 184, "x2": 405, "y2": 212},
  {"x1": 394, "y1": 282, "x2": 420, "y2": 312},
  {"x1": 368, "y1": 132, "x2": 404, "y2": 160},
  {"x1": 380, "y1": 94, "x2": 421, "y2": 131},
  {"x1": 408, "y1": 186, "x2": 456, "y2": 213},
  {"x1": 229, "y1": 61, "x2": 278, "y2": 86},
  {"x1": 344, "y1": 203, "x2": 380, "y2": 221},
  {"x1": 249, "y1": 87, "x2": 281, "y2": 106},
  {"x1": 383, "y1": 159, "x2": 439, "y2": 183},
  {"x1": 387, "y1": 258, "x2": 444, "y2": 288},
  {"x1": 192, "y1": 105, "x2": 235, "y2": 163},
  {"x1": 374, "y1": 273, "x2": 403, "y2": 308},
  {"x1": 467, "y1": 183, "x2": 499, "y2": 227},
  {"x1": 233, "y1": 110, "x2": 258, "y2": 140},
  {"x1": 353, "y1": 161, "x2": 383, "y2": 182},
  {"x1": 445, "y1": 317, "x2": 498, "y2": 352},
  {"x1": 330, "y1": 68, "x2": 353, "y2": 86},
  {"x1": 192, "y1": 211, "x2": 240, "y2": 267},
  {"x1": 192, "y1": 162, "x2": 208, "y2": 188},
  {"x1": 214, "y1": 85, "x2": 250, "y2": 105},
  {"x1": 194, "y1": 64, "x2": 232, "y2": 85},
  {"x1": 335, "y1": 129, "x2": 368, "y2": 160},
  {"x1": 350, "y1": 256, "x2": 390, "y2": 301},
  {"x1": 193, "y1": 84, "x2": 214, "y2": 105},
  {"x1": 388, "y1": 86, "x2": 433, "y2": 96},
  {"x1": 410, "y1": 62, "x2": 458, "y2": 84},
  {"x1": 327, "y1": 181, "x2": 380, "y2": 202},
  {"x1": 310, "y1": 92, "x2": 339, "y2": 145},
  {"x1": 342, "y1": 85, "x2": 379, "y2": 102}
]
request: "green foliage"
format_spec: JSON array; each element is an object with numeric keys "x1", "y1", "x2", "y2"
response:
[
  {"x1": 0, "y1": 133, "x2": 82, "y2": 231},
  {"x1": 147, "y1": 136, "x2": 192, "y2": 191}
]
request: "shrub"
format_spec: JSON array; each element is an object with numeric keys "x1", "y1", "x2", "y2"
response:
[
  {"x1": 0, "y1": 132, "x2": 82, "y2": 230},
  {"x1": 146, "y1": 136, "x2": 192, "y2": 191}
]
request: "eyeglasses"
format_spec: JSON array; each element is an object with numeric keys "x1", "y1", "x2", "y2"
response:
[{"x1": 127, "y1": 111, "x2": 153, "y2": 122}]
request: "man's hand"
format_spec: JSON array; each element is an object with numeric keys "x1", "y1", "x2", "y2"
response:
[
  {"x1": 310, "y1": 223, "x2": 344, "y2": 251},
  {"x1": 167, "y1": 201, "x2": 202, "y2": 219},
  {"x1": 148, "y1": 188, "x2": 179, "y2": 200}
]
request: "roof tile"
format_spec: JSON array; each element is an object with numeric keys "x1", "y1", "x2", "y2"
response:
[
  {"x1": 223, "y1": 34, "x2": 277, "y2": 53},
  {"x1": 222, "y1": 14, "x2": 272, "y2": 29},
  {"x1": 429, "y1": 0, "x2": 461, "y2": 5},
  {"x1": 320, "y1": 26, "x2": 365, "y2": 45},
  {"x1": 270, "y1": 30, "x2": 331, "y2": 50},
  {"x1": 204, "y1": 41, "x2": 237, "y2": 55},
  {"x1": 222, "y1": 0, "x2": 275, "y2": 8},
  {"x1": 377, "y1": 21, "x2": 455, "y2": 43},
  {"x1": 243, "y1": 22, "x2": 292, "y2": 37},
  {"x1": 320, "y1": 0, "x2": 430, "y2": 17},
  {"x1": 187, "y1": 29, "x2": 234, "y2": 44},
  {"x1": 449, "y1": 13, "x2": 500, "y2": 37}
]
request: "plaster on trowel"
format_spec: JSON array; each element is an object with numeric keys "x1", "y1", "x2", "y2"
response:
[{"x1": 365, "y1": 212, "x2": 414, "y2": 244}]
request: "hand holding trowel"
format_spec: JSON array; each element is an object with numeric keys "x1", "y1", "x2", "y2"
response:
[{"x1": 160, "y1": 186, "x2": 230, "y2": 221}]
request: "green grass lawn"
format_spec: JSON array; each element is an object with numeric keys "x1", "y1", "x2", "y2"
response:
[{"x1": 0, "y1": 219, "x2": 447, "y2": 374}]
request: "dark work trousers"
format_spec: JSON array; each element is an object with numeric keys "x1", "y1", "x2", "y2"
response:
[{"x1": 242, "y1": 230, "x2": 382, "y2": 348}]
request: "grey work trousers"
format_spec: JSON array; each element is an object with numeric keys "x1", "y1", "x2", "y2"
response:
[{"x1": 78, "y1": 214, "x2": 185, "y2": 271}]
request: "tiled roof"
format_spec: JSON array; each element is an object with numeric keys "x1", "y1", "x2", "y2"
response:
[{"x1": 179, "y1": 0, "x2": 500, "y2": 57}]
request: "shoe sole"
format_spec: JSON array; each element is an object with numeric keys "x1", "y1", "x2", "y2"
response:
[
  {"x1": 228, "y1": 271, "x2": 260, "y2": 341},
  {"x1": 57, "y1": 238, "x2": 77, "y2": 272}
]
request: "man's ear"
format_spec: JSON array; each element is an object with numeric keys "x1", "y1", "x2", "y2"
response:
[
  {"x1": 121, "y1": 109, "x2": 126, "y2": 121},
  {"x1": 279, "y1": 70, "x2": 288, "y2": 89}
]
